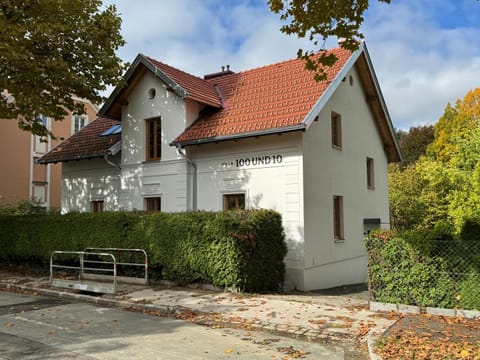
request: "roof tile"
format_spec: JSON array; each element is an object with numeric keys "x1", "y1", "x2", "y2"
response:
[
  {"x1": 147, "y1": 57, "x2": 222, "y2": 108},
  {"x1": 174, "y1": 47, "x2": 351, "y2": 144},
  {"x1": 38, "y1": 117, "x2": 121, "y2": 164}
]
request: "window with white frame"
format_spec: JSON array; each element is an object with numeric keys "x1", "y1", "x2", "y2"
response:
[
  {"x1": 34, "y1": 114, "x2": 49, "y2": 153},
  {"x1": 32, "y1": 184, "x2": 47, "y2": 204},
  {"x1": 73, "y1": 114, "x2": 88, "y2": 134}
]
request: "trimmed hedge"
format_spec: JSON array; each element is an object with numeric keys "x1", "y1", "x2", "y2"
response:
[
  {"x1": 365, "y1": 230, "x2": 480, "y2": 310},
  {"x1": 0, "y1": 210, "x2": 287, "y2": 292}
]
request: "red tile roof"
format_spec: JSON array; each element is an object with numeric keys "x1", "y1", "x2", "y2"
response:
[
  {"x1": 38, "y1": 117, "x2": 121, "y2": 164},
  {"x1": 40, "y1": 47, "x2": 360, "y2": 164},
  {"x1": 147, "y1": 57, "x2": 222, "y2": 108},
  {"x1": 173, "y1": 47, "x2": 352, "y2": 145}
]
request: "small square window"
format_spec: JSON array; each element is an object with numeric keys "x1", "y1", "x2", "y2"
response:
[
  {"x1": 91, "y1": 200, "x2": 104, "y2": 213},
  {"x1": 32, "y1": 184, "x2": 47, "y2": 204},
  {"x1": 223, "y1": 194, "x2": 245, "y2": 210},
  {"x1": 367, "y1": 157, "x2": 375, "y2": 189},
  {"x1": 333, "y1": 195, "x2": 344, "y2": 240},
  {"x1": 145, "y1": 197, "x2": 161, "y2": 213},
  {"x1": 73, "y1": 114, "x2": 88, "y2": 134},
  {"x1": 331, "y1": 112, "x2": 342, "y2": 148}
]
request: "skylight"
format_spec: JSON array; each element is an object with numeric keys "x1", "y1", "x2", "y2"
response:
[{"x1": 101, "y1": 124, "x2": 122, "y2": 136}]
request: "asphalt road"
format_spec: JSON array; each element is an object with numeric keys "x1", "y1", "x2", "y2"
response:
[{"x1": 0, "y1": 291, "x2": 345, "y2": 359}]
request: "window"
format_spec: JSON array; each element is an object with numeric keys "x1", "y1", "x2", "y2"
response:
[
  {"x1": 145, "y1": 197, "x2": 161, "y2": 213},
  {"x1": 38, "y1": 114, "x2": 48, "y2": 127},
  {"x1": 146, "y1": 117, "x2": 161, "y2": 160},
  {"x1": 32, "y1": 184, "x2": 47, "y2": 204},
  {"x1": 331, "y1": 112, "x2": 342, "y2": 148},
  {"x1": 367, "y1": 157, "x2": 375, "y2": 189},
  {"x1": 223, "y1": 194, "x2": 245, "y2": 210},
  {"x1": 333, "y1": 195, "x2": 344, "y2": 240},
  {"x1": 91, "y1": 200, "x2": 104, "y2": 213},
  {"x1": 73, "y1": 114, "x2": 88, "y2": 134}
]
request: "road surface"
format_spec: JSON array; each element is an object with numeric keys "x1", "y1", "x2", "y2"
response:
[{"x1": 0, "y1": 291, "x2": 347, "y2": 359}]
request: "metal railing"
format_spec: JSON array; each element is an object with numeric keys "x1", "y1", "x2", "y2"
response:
[
  {"x1": 50, "y1": 250, "x2": 118, "y2": 294},
  {"x1": 83, "y1": 248, "x2": 148, "y2": 285},
  {"x1": 50, "y1": 248, "x2": 148, "y2": 294}
]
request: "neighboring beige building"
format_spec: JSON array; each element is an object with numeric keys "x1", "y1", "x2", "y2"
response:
[
  {"x1": 0, "y1": 98, "x2": 97, "y2": 209},
  {"x1": 39, "y1": 43, "x2": 402, "y2": 290}
]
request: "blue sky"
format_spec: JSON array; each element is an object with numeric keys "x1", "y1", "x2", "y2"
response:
[{"x1": 106, "y1": 0, "x2": 480, "y2": 130}]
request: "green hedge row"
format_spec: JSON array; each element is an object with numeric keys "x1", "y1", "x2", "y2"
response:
[
  {"x1": 365, "y1": 230, "x2": 480, "y2": 310},
  {"x1": 0, "y1": 210, "x2": 287, "y2": 292}
]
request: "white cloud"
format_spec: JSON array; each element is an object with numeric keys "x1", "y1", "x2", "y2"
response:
[
  {"x1": 105, "y1": 0, "x2": 480, "y2": 131},
  {"x1": 364, "y1": 0, "x2": 480, "y2": 129}
]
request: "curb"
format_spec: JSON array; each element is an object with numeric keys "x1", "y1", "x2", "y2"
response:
[{"x1": 370, "y1": 301, "x2": 480, "y2": 319}]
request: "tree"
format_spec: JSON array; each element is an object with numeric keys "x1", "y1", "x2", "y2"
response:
[
  {"x1": 0, "y1": 0, "x2": 126, "y2": 137},
  {"x1": 268, "y1": 0, "x2": 391, "y2": 80},
  {"x1": 399, "y1": 125, "x2": 434, "y2": 165},
  {"x1": 390, "y1": 88, "x2": 480, "y2": 234}
]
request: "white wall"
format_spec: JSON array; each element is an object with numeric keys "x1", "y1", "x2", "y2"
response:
[
  {"x1": 61, "y1": 157, "x2": 121, "y2": 213},
  {"x1": 188, "y1": 133, "x2": 305, "y2": 290},
  {"x1": 302, "y1": 67, "x2": 390, "y2": 290},
  {"x1": 118, "y1": 72, "x2": 190, "y2": 212}
]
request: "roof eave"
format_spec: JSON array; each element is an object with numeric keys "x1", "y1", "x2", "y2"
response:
[
  {"x1": 98, "y1": 54, "x2": 189, "y2": 118},
  {"x1": 302, "y1": 44, "x2": 365, "y2": 129},
  {"x1": 37, "y1": 153, "x2": 107, "y2": 165},
  {"x1": 358, "y1": 44, "x2": 403, "y2": 163},
  {"x1": 171, "y1": 124, "x2": 306, "y2": 148}
]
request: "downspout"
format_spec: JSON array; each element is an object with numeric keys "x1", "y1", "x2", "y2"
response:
[
  {"x1": 103, "y1": 155, "x2": 121, "y2": 169},
  {"x1": 176, "y1": 146, "x2": 197, "y2": 211}
]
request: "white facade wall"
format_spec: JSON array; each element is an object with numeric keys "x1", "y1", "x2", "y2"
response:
[
  {"x1": 118, "y1": 72, "x2": 190, "y2": 211},
  {"x1": 189, "y1": 133, "x2": 305, "y2": 289},
  {"x1": 302, "y1": 68, "x2": 390, "y2": 290},
  {"x1": 59, "y1": 62, "x2": 394, "y2": 291},
  {"x1": 61, "y1": 157, "x2": 121, "y2": 213}
]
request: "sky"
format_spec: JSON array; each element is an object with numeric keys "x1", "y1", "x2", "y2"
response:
[{"x1": 105, "y1": 0, "x2": 480, "y2": 131}]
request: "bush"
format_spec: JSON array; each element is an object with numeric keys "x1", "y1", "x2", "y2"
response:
[
  {"x1": 0, "y1": 210, "x2": 287, "y2": 292},
  {"x1": 365, "y1": 230, "x2": 457, "y2": 308}
]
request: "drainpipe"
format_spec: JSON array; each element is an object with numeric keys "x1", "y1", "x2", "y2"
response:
[
  {"x1": 176, "y1": 147, "x2": 197, "y2": 211},
  {"x1": 103, "y1": 154, "x2": 120, "y2": 169}
]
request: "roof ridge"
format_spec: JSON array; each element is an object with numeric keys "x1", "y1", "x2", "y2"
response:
[
  {"x1": 146, "y1": 56, "x2": 210, "y2": 84},
  {"x1": 205, "y1": 46, "x2": 347, "y2": 80}
]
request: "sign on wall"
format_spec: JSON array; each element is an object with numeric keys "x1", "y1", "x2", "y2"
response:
[{"x1": 221, "y1": 154, "x2": 283, "y2": 169}]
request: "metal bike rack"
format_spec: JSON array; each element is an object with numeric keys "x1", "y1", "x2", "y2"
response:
[
  {"x1": 83, "y1": 248, "x2": 148, "y2": 285},
  {"x1": 50, "y1": 248, "x2": 148, "y2": 294},
  {"x1": 50, "y1": 251, "x2": 118, "y2": 294}
]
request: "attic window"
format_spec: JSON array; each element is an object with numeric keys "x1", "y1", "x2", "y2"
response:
[
  {"x1": 101, "y1": 124, "x2": 122, "y2": 136},
  {"x1": 148, "y1": 88, "x2": 156, "y2": 100}
]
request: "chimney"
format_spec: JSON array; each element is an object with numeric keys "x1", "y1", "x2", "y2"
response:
[{"x1": 204, "y1": 64, "x2": 234, "y2": 80}]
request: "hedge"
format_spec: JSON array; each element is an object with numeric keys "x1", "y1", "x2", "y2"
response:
[
  {"x1": 365, "y1": 230, "x2": 480, "y2": 310},
  {"x1": 0, "y1": 210, "x2": 287, "y2": 292}
]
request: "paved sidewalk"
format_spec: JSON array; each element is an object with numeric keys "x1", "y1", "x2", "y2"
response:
[{"x1": 0, "y1": 269, "x2": 395, "y2": 359}]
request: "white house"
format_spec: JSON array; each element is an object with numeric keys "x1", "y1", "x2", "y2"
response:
[{"x1": 39, "y1": 43, "x2": 401, "y2": 291}]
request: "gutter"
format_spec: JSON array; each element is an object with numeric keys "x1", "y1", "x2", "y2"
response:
[
  {"x1": 172, "y1": 124, "x2": 306, "y2": 148},
  {"x1": 176, "y1": 147, "x2": 197, "y2": 211}
]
